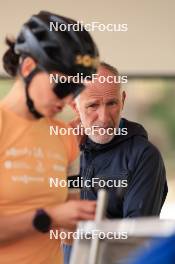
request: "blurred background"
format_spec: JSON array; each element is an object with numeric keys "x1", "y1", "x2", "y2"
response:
[{"x1": 0, "y1": 0, "x2": 174, "y2": 218}]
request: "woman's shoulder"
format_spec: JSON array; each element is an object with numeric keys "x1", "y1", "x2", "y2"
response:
[
  {"x1": 0, "y1": 105, "x2": 5, "y2": 122},
  {"x1": 46, "y1": 117, "x2": 72, "y2": 130},
  {"x1": 46, "y1": 117, "x2": 79, "y2": 162}
]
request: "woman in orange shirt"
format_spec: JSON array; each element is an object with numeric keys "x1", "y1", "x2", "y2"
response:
[{"x1": 0, "y1": 11, "x2": 99, "y2": 264}]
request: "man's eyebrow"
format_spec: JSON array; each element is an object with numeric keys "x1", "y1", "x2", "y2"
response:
[
  {"x1": 104, "y1": 98, "x2": 120, "y2": 103},
  {"x1": 84, "y1": 100, "x2": 100, "y2": 106},
  {"x1": 106, "y1": 98, "x2": 118, "y2": 101}
]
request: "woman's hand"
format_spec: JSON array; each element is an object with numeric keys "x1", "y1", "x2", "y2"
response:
[{"x1": 48, "y1": 200, "x2": 96, "y2": 229}]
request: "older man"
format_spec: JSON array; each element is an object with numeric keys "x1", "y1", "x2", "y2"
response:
[
  {"x1": 64, "y1": 63, "x2": 168, "y2": 263},
  {"x1": 72, "y1": 62, "x2": 167, "y2": 218}
]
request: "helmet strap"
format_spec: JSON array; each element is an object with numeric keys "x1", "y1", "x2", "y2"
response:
[{"x1": 22, "y1": 67, "x2": 44, "y2": 119}]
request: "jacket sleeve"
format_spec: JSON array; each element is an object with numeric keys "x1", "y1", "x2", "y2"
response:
[{"x1": 123, "y1": 144, "x2": 168, "y2": 217}]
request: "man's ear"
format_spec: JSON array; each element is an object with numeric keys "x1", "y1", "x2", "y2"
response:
[
  {"x1": 69, "y1": 100, "x2": 80, "y2": 117},
  {"x1": 122, "y1": 90, "x2": 126, "y2": 110},
  {"x1": 20, "y1": 57, "x2": 37, "y2": 77}
]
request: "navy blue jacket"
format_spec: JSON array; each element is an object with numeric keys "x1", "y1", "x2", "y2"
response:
[{"x1": 80, "y1": 118, "x2": 168, "y2": 218}]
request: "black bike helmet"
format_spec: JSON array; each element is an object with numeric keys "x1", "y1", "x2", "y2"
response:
[{"x1": 14, "y1": 11, "x2": 99, "y2": 118}]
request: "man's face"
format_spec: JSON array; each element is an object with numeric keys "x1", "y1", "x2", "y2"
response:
[{"x1": 76, "y1": 67, "x2": 126, "y2": 144}]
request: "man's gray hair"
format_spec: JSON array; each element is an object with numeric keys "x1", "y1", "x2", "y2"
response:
[
  {"x1": 75, "y1": 62, "x2": 120, "y2": 107},
  {"x1": 100, "y1": 61, "x2": 119, "y2": 77}
]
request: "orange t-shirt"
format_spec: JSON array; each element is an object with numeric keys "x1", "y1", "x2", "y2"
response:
[{"x1": 0, "y1": 106, "x2": 79, "y2": 264}]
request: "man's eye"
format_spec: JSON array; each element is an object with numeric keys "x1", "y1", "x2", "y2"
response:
[
  {"x1": 107, "y1": 101, "x2": 117, "y2": 106},
  {"x1": 88, "y1": 104, "x2": 98, "y2": 108}
]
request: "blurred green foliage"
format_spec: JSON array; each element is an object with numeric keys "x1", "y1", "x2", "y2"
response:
[
  {"x1": 149, "y1": 83, "x2": 175, "y2": 147},
  {"x1": 0, "y1": 79, "x2": 13, "y2": 97}
]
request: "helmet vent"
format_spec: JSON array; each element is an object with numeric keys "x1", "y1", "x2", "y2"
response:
[{"x1": 35, "y1": 30, "x2": 47, "y2": 41}]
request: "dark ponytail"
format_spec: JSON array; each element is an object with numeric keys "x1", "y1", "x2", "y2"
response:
[{"x1": 3, "y1": 38, "x2": 20, "y2": 77}]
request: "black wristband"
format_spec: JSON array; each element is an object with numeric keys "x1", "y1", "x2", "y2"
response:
[{"x1": 33, "y1": 209, "x2": 51, "y2": 233}]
